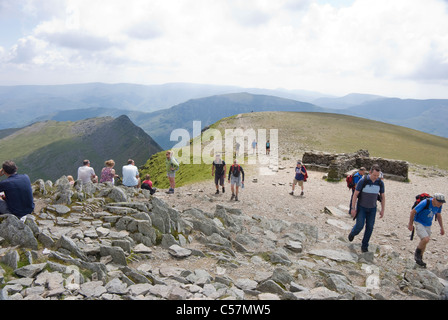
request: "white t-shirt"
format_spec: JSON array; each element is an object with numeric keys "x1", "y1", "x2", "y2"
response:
[
  {"x1": 77, "y1": 166, "x2": 96, "y2": 184},
  {"x1": 122, "y1": 164, "x2": 139, "y2": 187}
]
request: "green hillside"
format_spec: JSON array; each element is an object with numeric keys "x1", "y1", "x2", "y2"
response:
[
  {"x1": 0, "y1": 116, "x2": 162, "y2": 182},
  {"x1": 140, "y1": 111, "x2": 448, "y2": 189}
]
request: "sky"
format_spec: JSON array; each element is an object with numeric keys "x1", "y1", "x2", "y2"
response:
[{"x1": 1, "y1": 0, "x2": 448, "y2": 99}]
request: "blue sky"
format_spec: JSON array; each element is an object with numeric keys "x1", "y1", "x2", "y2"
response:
[{"x1": 1, "y1": 0, "x2": 448, "y2": 99}]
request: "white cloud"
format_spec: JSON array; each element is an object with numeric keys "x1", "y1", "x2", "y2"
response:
[{"x1": 0, "y1": 0, "x2": 448, "y2": 98}]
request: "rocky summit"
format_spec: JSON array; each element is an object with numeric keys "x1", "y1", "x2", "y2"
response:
[{"x1": 0, "y1": 175, "x2": 447, "y2": 301}]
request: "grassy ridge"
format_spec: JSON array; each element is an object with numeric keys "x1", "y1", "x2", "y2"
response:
[
  {"x1": 139, "y1": 111, "x2": 448, "y2": 189},
  {"x1": 265, "y1": 112, "x2": 448, "y2": 169},
  {"x1": 139, "y1": 149, "x2": 212, "y2": 189},
  {"x1": 0, "y1": 121, "x2": 75, "y2": 160},
  {"x1": 0, "y1": 116, "x2": 162, "y2": 182}
]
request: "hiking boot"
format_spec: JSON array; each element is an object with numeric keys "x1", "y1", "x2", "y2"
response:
[
  {"x1": 215, "y1": 190, "x2": 219, "y2": 194},
  {"x1": 361, "y1": 247, "x2": 368, "y2": 253},
  {"x1": 348, "y1": 233, "x2": 354, "y2": 242},
  {"x1": 289, "y1": 191, "x2": 294, "y2": 195},
  {"x1": 230, "y1": 194, "x2": 235, "y2": 200},
  {"x1": 222, "y1": 187, "x2": 225, "y2": 193},
  {"x1": 300, "y1": 191, "x2": 304, "y2": 196},
  {"x1": 414, "y1": 248, "x2": 427, "y2": 268},
  {"x1": 235, "y1": 196, "x2": 238, "y2": 201}
]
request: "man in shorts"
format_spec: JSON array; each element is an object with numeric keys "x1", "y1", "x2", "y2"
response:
[
  {"x1": 228, "y1": 159, "x2": 244, "y2": 201},
  {"x1": 212, "y1": 154, "x2": 226, "y2": 194},
  {"x1": 290, "y1": 160, "x2": 306, "y2": 196},
  {"x1": 165, "y1": 150, "x2": 179, "y2": 194},
  {"x1": 408, "y1": 193, "x2": 445, "y2": 267}
]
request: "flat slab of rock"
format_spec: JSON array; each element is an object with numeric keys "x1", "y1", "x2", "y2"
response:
[
  {"x1": 326, "y1": 219, "x2": 352, "y2": 230},
  {"x1": 324, "y1": 206, "x2": 348, "y2": 218},
  {"x1": 308, "y1": 249, "x2": 358, "y2": 263},
  {"x1": 168, "y1": 245, "x2": 192, "y2": 258}
]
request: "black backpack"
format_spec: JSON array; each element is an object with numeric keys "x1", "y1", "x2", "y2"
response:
[{"x1": 231, "y1": 165, "x2": 241, "y2": 177}]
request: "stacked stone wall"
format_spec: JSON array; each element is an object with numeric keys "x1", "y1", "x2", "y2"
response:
[{"x1": 302, "y1": 150, "x2": 408, "y2": 181}]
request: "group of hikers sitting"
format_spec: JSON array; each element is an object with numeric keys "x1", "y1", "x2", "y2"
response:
[
  {"x1": 69, "y1": 158, "x2": 157, "y2": 195},
  {"x1": 0, "y1": 154, "x2": 445, "y2": 269}
]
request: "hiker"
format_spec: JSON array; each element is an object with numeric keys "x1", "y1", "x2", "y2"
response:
[
  {"x1": 212, "y1": 153, "x2": 226, "y2": 194},
  {"x1": 100, "y1": 159, "x2": 118, "y2": 184},
  {"x1": 408, "y1": 193, "x2": 445, "y2": 267},
  {"x1": 235, "y1": 142, "x2": 240, "y2": 157},
  {"x1": 141, "y1": 174, "x2": 156, "y2": 195},
  {"x1": 348, "y1": 164, "x2": 385, "y2": 253},
  {"x1": 228, "y1": 159, "x2": 244, "y2": 201},
  {"x1": 77, "y1": 160, "x2": 98, "y2": 184},
  {"x1": 348, "y1": 167, "x2": 366, "y2": 214},
  {"x1": 266, "y1": 140, "x2": 270, "y2": 155},
  {"x1": 290, "y1": 160, "x2": 306, "y2": 196},
  {"x1": 0, "y1": 160, "x2": 35, "y2": 218},
  {"x1": 251, "y1": 139, "x2": 257, "y2": 155},
  {"x1": 122, "y1": 159, "x2": 140, "y2": 188},
  {"x1": 166, "y1": 150, "x2": 179, "y2": 194}
]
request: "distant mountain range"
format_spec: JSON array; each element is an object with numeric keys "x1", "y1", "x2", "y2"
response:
[
  {"x1": 339, "y1": 98, "x2": 448, "y2": 138},
  {"x1": 0, "y1": 82, "x2": 330, "y2": 129},
  {"x1": 28, "y1": 92, "x2": 325, "y2": 149},
  {"x1": 1, "y1": 83, "x2": 447, "y2": 149},
  {"x1": 0, "y1": 115, "x2": 162, "y2": 181}
]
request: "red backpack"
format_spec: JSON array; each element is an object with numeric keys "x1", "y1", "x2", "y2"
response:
[
  {"x1": 412, "y1": 193, "x2": 431, "y2": 209},
  {"x1": 346, "y1": 174, "x2": 355, "y2": 190},
  {"x1": 410, "y1": 193, "x2": 433, "y2": 240}
]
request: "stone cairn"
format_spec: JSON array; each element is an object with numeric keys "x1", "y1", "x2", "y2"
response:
[{"x1": 302, "y1": 149, "x2": 409, "y2": 182}]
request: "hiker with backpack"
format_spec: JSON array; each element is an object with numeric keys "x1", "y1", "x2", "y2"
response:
[
  {"x1": 228, "y1": 159, "x2": 244, "y2": 201},
  {"x1": 408, "y1": 193, "x2": 445, "y2": 268},
  {"x1": 348, "y1": 164, "x2": 385, "y2": 253},
  {"x1": 347, "y1": 167, "x2": 366, "y2": 214},
  {"x1": 212, "y1": 153, "x2": 226, "y2": 194},
  {"x1": 290, "y1": 160, "x2": 307, "y2": 196},
  {"x1": 166, "y1": 150, "x2": 179, "y2": 194}
]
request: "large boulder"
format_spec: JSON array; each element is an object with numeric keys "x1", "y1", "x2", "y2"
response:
[{"x1": 0, "y1": 215, "x2": 38, "y2": 250}]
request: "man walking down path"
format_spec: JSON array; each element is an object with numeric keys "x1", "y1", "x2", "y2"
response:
[
  {"x1": 0, "y1": 160, "x2": 35, "y2": 218},
  {"x1": 228, "y1": 159, "x2": 245, "y2": 201},
  {"x1": 348, "y1": 164, "x2": 385, "y2": 253},
  {"x1": 212, "y1": 154, "x2": 226, "y2": 194},
  {"x1": 408, "y1": 193, "x2": 445, "y2": 268}
]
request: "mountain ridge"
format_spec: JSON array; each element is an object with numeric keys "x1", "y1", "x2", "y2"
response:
[{"x1": 0, "y1": 115, "x2": 162, "y2": 182}]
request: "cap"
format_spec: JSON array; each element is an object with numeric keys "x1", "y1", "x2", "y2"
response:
[{"x1": 434, "y1": 193, "x2": 446, "y2": 203}]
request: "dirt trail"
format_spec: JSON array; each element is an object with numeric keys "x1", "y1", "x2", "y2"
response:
[{"x1": 157, "y1": 115, "x2": 448, "y2": 269}]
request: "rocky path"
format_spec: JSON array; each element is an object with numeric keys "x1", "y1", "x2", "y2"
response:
[{"x1": 0, "y1": 114, "x2": 447, "y2": 300}]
